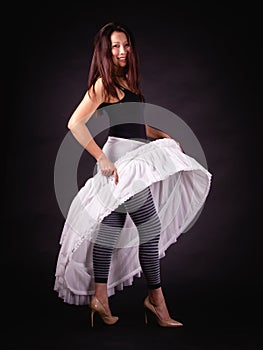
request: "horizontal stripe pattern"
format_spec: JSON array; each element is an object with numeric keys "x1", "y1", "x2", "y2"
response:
[{"x1": 93, "y1": 186, "x2": 161, "y2": 288}]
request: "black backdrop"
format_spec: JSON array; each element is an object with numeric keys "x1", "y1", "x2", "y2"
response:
[{"x1": 4, "y1": 2, "x2": 262, "y2": 349}]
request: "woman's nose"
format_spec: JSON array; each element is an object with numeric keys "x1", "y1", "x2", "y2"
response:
[{"x1": 119, "y1": 45, "x2": 126, "y2": 54}]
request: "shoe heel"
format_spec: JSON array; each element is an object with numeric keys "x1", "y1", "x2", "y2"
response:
[
  {"x1": 89, "y1": 296, "x2": 119, "y2": 327},
  {"x1": 90, "y1": 309, "x2": 95, "y2": 328},
  {"x1": 143, "y1": 296, "x2": 183, "y2": 328},
  {"x1": 144, "y1": 309, "x2": 148, "y2": 325}
]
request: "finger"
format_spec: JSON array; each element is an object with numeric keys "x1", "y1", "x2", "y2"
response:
[
  {"x1": 101, "y1": 168, "x2": 111, "y2": 176},
  {"x1": 113, "y1": 169, "x2": 119, "y2": 184}
]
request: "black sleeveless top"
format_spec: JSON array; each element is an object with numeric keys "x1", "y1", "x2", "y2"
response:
[{"x1": 97, "y1": 88, "x2": 148, "y2": 140}]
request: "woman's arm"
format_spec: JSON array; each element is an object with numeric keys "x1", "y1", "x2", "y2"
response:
[
  {"x1": 68, "y1": 78, "x2": 119, "y2": 184},
  {"x1": 146, "y1": 124, "x2": 184, "y2": 152},
  {"x1": 145, "y1": 124, "x2": 171, "y2": 139},
  {"x1": 67, "y1": 78, "x2": 105, "y2": 161}
]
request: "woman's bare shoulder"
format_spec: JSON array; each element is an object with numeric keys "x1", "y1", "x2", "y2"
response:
[{"x1": 89, "y1": 77, "x2": 105, "y2": 102}]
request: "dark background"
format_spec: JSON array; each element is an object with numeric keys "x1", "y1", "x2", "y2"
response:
[{"x1": 4, "y1": 2, "x2": 262, "y2": 349}]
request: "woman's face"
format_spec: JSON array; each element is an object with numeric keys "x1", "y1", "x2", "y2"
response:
[{"x1": 111, "y1": 31, "x2": 130, "y2": 68}]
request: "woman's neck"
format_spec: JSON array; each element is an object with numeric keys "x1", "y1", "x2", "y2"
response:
[
  {"x1": 114, "y1": 66, "x2": 126, "y2": 77},
  {"x1": 115, "y1": 76, "x2": 130, "y2": 90}
]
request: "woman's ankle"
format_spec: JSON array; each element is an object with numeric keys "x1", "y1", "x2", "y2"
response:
[
  {"x1": 94, "y1": 282, "x2": 109, "y2": 304},
  {"x1": 148, "y1": 287, "x2": 165, "y2": 305}
]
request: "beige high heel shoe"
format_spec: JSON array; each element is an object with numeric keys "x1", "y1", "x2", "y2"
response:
[
  {"x1": 89, "y1": 296, "x2": 119, "y2": 327},
  {"x1": 144, "y1": 296, "x2": 183, "y2": 327}
]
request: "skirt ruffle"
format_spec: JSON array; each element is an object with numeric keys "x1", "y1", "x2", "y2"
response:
[{"x1": 54, "y1": 136, "x2": 212, "y2": 305}]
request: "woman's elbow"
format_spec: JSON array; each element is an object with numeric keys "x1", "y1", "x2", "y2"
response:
[{"x1": 67, "y1": 118, "x2": 77, "y2": 130}]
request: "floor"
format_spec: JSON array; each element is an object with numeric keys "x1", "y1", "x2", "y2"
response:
[{"x1": 4, "y1": 272, "x2": 262, "y2": 350}]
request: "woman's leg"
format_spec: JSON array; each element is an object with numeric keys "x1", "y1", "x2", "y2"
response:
[
  {"x1": 123, "y1": 186, "x2": 172, "y2": 320},
  {"x1": 123, "y1": 187, "x2": 161, "y2": 288},
  {"x1": 92, "y1": 204, "x2": 127, "y2": 313}
]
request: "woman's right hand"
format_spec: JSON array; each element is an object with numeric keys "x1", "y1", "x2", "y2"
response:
[{"x1": 97, "y1": 153, "x2": 119, "y2": 185}]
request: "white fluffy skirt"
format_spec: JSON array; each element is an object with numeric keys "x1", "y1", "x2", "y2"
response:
[{"x1": 54, "y1": 136, "x2": 212, "y2": 305}]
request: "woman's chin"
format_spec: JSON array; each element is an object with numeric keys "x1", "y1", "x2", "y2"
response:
[{"x1": 118, "y1": 61, "x2": 127, "y2": 67}]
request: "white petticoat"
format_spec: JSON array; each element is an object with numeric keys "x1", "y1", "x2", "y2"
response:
[{"x1": 54, "y1": 136, "x2": 212, "y2": 305}]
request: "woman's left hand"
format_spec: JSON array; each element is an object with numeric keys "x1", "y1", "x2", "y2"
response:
[{"x1": 165, "y1": 136, "x2": 184, "y2": 153}]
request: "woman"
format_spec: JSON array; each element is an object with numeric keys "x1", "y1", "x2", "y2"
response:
[{"x1": 54, "y1": 22, "x2": 212, "y2": 328}]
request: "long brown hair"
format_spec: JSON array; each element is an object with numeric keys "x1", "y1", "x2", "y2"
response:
[{"x1": 87, "y1": 22, "x2": 144, "y2": 102}]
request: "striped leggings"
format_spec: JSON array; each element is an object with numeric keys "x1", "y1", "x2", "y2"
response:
[{"x1": 93, "y1": 186, "x2": 162, "y2": 289}]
